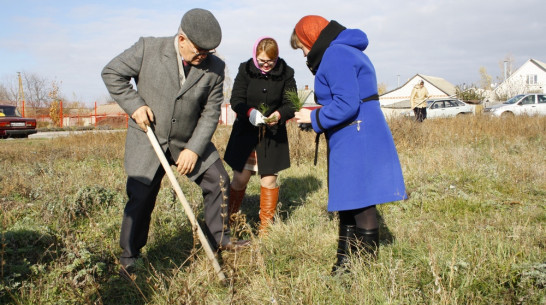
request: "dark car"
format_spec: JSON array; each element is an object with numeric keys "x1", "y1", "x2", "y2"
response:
[{"x1": 0, "y1": 105, "x2": 37, "y2": 138}]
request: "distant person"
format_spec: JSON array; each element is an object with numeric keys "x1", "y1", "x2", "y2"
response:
[
  {"x1": 224, "y1": 37, "x2": 297, "y2": 235},
  {"x1": 410, "y1": 80, "x2": 429, "y2": 122},
  {"x1": 291, "y1": 15, "x2": 407, "y2": 273},
  {"x1": 101, "y1": 8, "x2": 249, "y2": 280}
]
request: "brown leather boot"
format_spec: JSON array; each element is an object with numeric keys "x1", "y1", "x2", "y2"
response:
[
  {"x1": 228, "y1": 186, "x2": 246, "y2": 226},
  {"x1": 259, "y1": 185, "x2": 279, "y2": 234}
]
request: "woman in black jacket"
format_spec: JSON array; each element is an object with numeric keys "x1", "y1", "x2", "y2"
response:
[{"x1": 224, "y1": 37, "x2": 297, "y2": 234}]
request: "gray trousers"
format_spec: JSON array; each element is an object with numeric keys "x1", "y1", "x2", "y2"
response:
[{"x1": 120, "y1": 157, "x2": 230, "y2": 260}]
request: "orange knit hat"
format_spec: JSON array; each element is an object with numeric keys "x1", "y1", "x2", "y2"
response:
[{"x1": 294, "y1": 15, "x2": 329, "y2": 49}]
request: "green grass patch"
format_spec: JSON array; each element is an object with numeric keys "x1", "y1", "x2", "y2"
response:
[{"x1": 0, "y1": 116, "x2": 544, "y2": 304}]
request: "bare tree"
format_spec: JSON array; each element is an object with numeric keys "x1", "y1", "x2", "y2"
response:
[
  {"x1": 0, "y1": 74, "x2": 19, "y2": 103},
  {"x1": 0, "y1": 83, "x2": 12, "y2": 103},
  {"x1": 67, "y1": 92, "x2": 89, "y2": 110},
  {"x1": 1, "y1": 72, "x2": 67, "y2": 110},
  {"x1": 23, "y1": 73, "x2": 51, "y2": 109}
]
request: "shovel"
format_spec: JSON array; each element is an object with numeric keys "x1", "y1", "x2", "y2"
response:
[
  {"x1": 402, "y1": 98, "x2": 429, "y2": 117},
  {"x1": 146, "y1": 125, "x2": 226, "y2": 282}
]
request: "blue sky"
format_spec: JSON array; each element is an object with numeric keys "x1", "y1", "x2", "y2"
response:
[{"x1": 1, "y1": 0, "x2": 545, "y2": 105}]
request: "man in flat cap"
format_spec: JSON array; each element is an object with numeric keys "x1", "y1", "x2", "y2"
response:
[{"x1": 102, "y1": 8, "x2": 249, "y2": 279}]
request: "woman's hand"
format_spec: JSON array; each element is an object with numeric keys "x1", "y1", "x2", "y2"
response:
[
  {"x1": 294, "y1": 108, "x2": 311, "y2": 124},
  {"x1": 266, "y1": 111, "x2": 281, "y2": 126}
]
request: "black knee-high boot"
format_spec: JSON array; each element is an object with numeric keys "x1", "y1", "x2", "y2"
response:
[
  {"x1": 354, "y1": 227, "x2": 379, "y2": 258},
  {"x1": 332, "y1": 224, "x2": 355, "y2": 273}
]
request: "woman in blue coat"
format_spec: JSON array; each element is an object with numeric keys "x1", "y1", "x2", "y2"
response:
[{"x1": 291, "y1": 15, "x2": 407, "y2": 272}]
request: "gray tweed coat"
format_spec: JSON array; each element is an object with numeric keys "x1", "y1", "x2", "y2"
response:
[{"x1": 101, "y1": 36, "x2": 225, "y2": 185}]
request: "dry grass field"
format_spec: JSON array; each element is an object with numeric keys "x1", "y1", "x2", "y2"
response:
[{"x1": 1, "y1": 115, "x2": 545, "y2": 304}]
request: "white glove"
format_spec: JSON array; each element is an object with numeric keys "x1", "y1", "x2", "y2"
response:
[{"x1": 249, "y1": 109, "x2": 265, "y2": 126}]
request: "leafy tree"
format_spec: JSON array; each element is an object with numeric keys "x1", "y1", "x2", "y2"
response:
[
  {"x1": 456, "y1": 84, "x2": 484, "y2": 101},
  {"x1": 479, "y1": 66, "x2": 492, "y2": 90},
  {"x1": 49, "y1": 100, "x2": 61, "y2": 126},
  {"x1": 48, "y1": 81, "x2": 61, "y2": 126}
]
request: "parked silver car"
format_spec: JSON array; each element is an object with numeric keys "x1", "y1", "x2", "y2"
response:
[
  {"x1": 407, "y1": 98, "x2": 474, "y2": 119},
  {"x1": 484, "y1": 94, "x2": 546, "y2": 117}
]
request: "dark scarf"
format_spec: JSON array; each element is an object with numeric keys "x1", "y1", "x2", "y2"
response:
[{"x1": 306, "y1": 20, "x2": 346, "y2": 75}]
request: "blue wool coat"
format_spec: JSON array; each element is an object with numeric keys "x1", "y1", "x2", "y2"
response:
[{"x1": 310, "y1": 29, "x2": 407, "y2": 211}]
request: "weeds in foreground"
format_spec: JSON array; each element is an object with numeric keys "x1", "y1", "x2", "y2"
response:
[{"x1": 0, "y1": 115, "x2": 545, "y2": 304}]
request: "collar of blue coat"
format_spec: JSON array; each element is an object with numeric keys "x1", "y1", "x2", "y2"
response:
[{"x1": 306, "y1": 20, "x2": 346, "y2": 75}]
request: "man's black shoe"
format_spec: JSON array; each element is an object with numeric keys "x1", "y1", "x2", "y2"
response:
[
  {"x1": 119, "y1": 265, "x2": 136, "y2": 282},
  {"x1": 119, "y1": 257, "x2": 137, "y2": 282}
]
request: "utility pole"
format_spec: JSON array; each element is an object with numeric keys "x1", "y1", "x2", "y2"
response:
[{"x1": 17, "y1": 72, "x2": 26, "y2": 117}]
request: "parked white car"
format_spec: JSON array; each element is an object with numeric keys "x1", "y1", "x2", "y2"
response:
[
  {"x1": 406, "y1": 98, "x2": 474, "y2": 119},
  {"x1": 484, "y1": 94, "x2": 546, "y2": 117}
]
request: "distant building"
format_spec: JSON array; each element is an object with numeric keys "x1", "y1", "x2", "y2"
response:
[
  {"x1": 89, "y1": 102, "x2": 127, "y2": 128},
  {"x1": 91, "y1": 102, "x2": 124, "y2": 116},
  {"x1": 63, "y1": 107, "x2": 93, "y2": 127},
  {"x1": 380, "y1": 74, "x2": 456, "y2": 117},
  {"x1": 300, "y1": 85, "x2": 317, "y2": 109},
  {"x1": 494, "y1": 58, "x2": 546, "y2": 100}
]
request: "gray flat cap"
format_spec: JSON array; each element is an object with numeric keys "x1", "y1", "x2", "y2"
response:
[{"x1": 180, "y1": 8, "x2": 222, "y2": 50}]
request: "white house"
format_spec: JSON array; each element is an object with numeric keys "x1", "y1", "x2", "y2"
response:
[
  {"x1": 494, "y1": 58, "x2": 546, "y2": 99},
  {"x1": 379, "y1": 74, "x2": 456, "y2": 117},
  {"x1": 380, "y1": 74, "x2": 456, "y2": 106},
  {"x1": 300, "y1": 85, "x2": 317, "y2": 108}
]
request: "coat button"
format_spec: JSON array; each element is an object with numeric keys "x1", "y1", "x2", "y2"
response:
[
  {"x1": 262, "y1": 88, "x2": 267, "y2": 93},
  {"x1": 172, "y1": 119, "x2": 176, "y2": 123}
]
